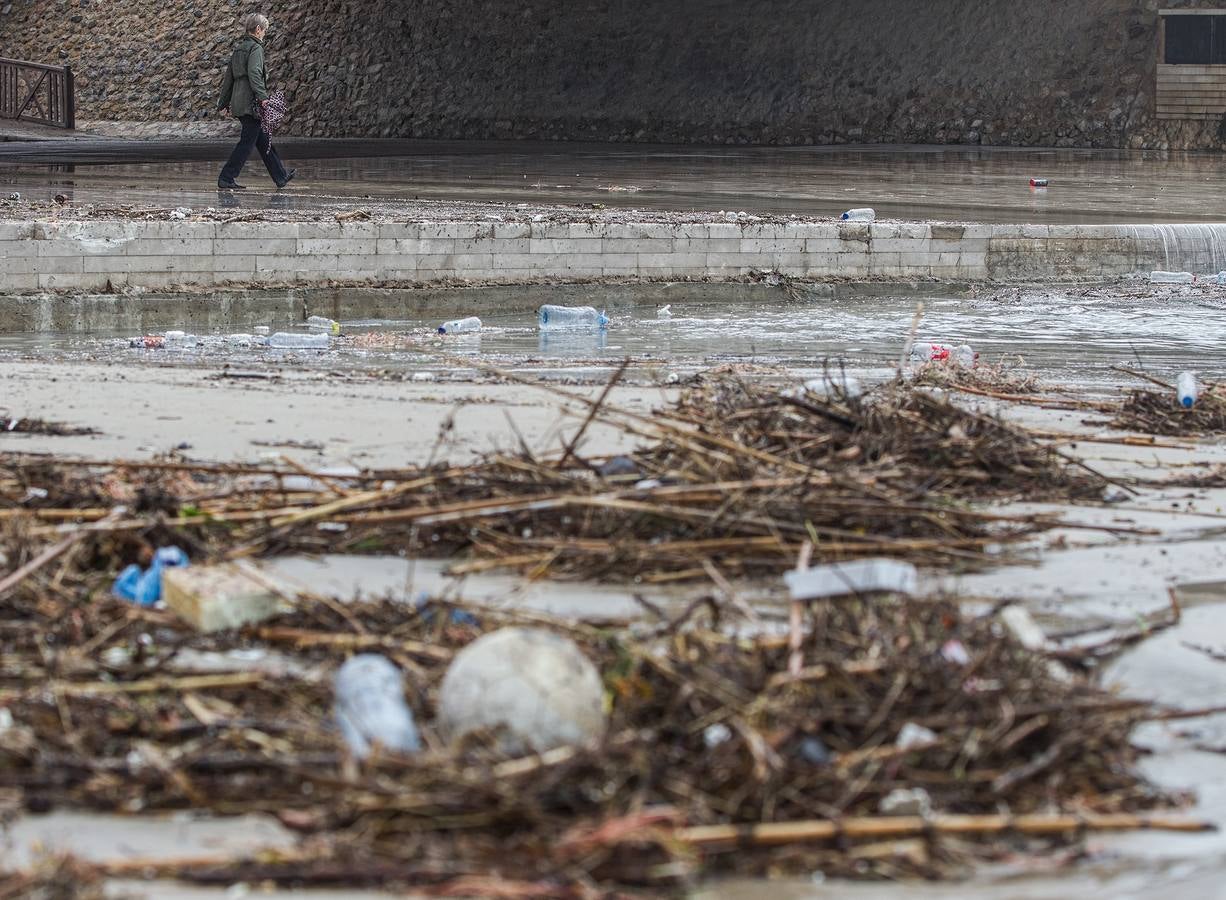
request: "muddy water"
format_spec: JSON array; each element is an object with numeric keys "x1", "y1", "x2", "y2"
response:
[
  {"x1": 6, "y1": 142, "x2": 1226, "y2": 224},
  {"x1": 3, "y1": 287, "x2": 1224, "y2": 386}
]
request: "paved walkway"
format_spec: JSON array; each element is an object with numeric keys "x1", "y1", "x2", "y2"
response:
[{"x1": 0, "y1": 118, "x2": 89, "y2": 142}]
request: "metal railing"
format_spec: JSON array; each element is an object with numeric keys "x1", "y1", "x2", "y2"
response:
[{"x1": 0, "y1": 57, "x2": 75, "y2": 130}]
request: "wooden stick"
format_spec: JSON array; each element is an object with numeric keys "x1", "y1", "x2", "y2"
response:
[
  {"x1": 787, "y1": 541, "x2": 813, "y2": 677},
  {"x1": 675, "y1": 811, "x2": 1215, "y2": 849},
  {"x1": 899, "y1": 302, "x2": 924, "y2": 374},
  {"x1": 768, "y1": 658, "x2": 887, "y2": 690},
  {"x1": 1143, "y1": 703, "x2": 1226, "y2": 722},
  {"x1": 0, "y1": 531, "x2": 84, "y2": 599},
  {"x1": 557, "y1": 358, "x2": 629, "y2": 470},
  {"x1": 268, "y1": 471, "x2": 454, "y2": 529},
  {"x1": 1028, "y1": 429, "x2": 1194, "y2": 450},
  {"x1": 26, "y1": 506, "x2": 310, "y2": 538},
  {"x1": 252, "y1": 626, "x2": 453, "y2": 661},
  {"x1": 1112, "y1": 365, "x2": 1175, "y2": 390},
  {"x1": 0, "y1": 672, "x2": 262, "y2": 702},
  {"x1": 94, "y1": 848, "x2": 316, "y2": 878}
]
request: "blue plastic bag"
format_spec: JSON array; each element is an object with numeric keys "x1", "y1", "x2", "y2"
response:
[{"x1": 112, "y1": 546, "x2": 189, "y2": 606}]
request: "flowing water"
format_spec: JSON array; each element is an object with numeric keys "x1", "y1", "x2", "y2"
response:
[
  {"x1": 1135, "y1": 223, "x2": 1226, "y2": 272},
  {"x1": 2, "y1": 286, "x2": 1223, "y2": 387}
]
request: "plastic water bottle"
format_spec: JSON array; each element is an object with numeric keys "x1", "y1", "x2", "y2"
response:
[
  {"x1": 1029, "y1": 178, "x2": 1049, "y2": 188},
  {"x1": 306, "y1": 315, "x2": 341, "y2": 335},
  {"x1": 333, "y1": 654, "x2": 421, "y2": 760},
  {"x1": 268, "y1": 331, "x2": 330, "y2": 349},
  {"x1": 909, "y1": 343, "x2": 976, "y2": 368},
  {"x1": 163, "y1": 330, "x2": 198, "y2": 349},
  {"x1": 953, "y1": 345, "x2": 977, "y2": 368},
  {"x1": 804, "y1": 374, "x2": 863, "y2": 399},
  {"x1": 438, "y1": 316, "x2": 482, "y2": 335},
  {"x1": 841, "y1": 208, "x2": 876, "y2": 222},
  {"x1": 1177, "y1": 372, "x2": 1199, "y2": 409},
  {"x1": 538, "y1": 305, "x2": 610, "y2": 330},
  {"x1": 1150, "y1": 271, "x2": 1195, "y2": 284},
  {"x1": 1216, "y1": 272, "x2": 1226, "y2": 286}
]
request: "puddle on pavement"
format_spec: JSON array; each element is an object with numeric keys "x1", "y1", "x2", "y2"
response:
[{"x1": 3, "y1": 287, "x2": 1225, "y2": 387}]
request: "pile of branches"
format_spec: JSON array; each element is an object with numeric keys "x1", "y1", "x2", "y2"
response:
[
  {"x1": 1113, "y1": 385, "x2": 1226, "y2": 436},
  {"x1": 0, "y1": 378, "x2": 1107, "y2": 584},
  {"x1": 909, "y1": 358, "x2": 1044, "y2": 396},
  {"x1": 0, "y1": 581, "x2": 1179, "y2": 891}
]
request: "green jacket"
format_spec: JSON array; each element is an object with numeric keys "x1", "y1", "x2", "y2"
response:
[{"x1": 216, "y1": 35, "x2": 268, "y2": 118}]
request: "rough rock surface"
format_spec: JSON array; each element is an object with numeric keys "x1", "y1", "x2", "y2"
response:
[{"x1": 2, "y1": 0, "x2": 1224, "y2": 149}]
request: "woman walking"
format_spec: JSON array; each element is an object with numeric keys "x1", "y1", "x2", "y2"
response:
[{"x1": 216, "y1": 13, "x2": 296, "y2": 190}]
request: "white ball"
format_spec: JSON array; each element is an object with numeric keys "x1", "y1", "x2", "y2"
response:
[{"x1": 438, "y1": 627, "x2": 606, "y2": 755}]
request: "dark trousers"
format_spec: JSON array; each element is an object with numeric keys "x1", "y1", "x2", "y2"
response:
[{"x1": 219, "y1": 114, "x2": 288, "y2": 185}]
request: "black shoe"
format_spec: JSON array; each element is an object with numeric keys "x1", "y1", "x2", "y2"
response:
[
  {"x1": 217, "y1": 178, "x2": 247, "y2": 190},
  {"x1": 276, "y1": 169, "x2": 297, "y2": 190}
]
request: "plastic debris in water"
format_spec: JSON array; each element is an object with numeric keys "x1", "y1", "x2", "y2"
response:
[
  {"x1": 799, "y1": 736, "x2": 832, "y2": 765},
  {"x1": 334, "y1": 654, "x2": 421, "y2": 760},
  {"x1": 785, "y1": 559, "x2": 917, "y2": 601},
  {"x1": 940, "y1": 639, "x2": 971, "y2": 667},
  {"x1": 598, "y1": 455, "x2": 639, "y2": 478},
  {"x1": 538, "y1": 305, "x2": 609, "y2": 330},
  {"x1": 1150, "y1": 271, "x2": 1194, "y2": 285},
  {"x1": 896, "y1": 722, "x2": 938, "y2": 749},
  {"x1": 909, "y1": 343, "x2": 977, "y2": 368},
  {"x1": 438, "y1": 316, "x2": 482, "y2": 335},
  {"x1": 1177, "y1": 372, "x2": 1198, "y2": 409},
  {"x1": 306, "y1": 316, "x2": 342, "y2": 335},
  {"x1": 703, "y1": 723, "x2": 733, "y2": 748},
  {"x1": 112, "y1": 546, "x2": 189, "y2": 607}
]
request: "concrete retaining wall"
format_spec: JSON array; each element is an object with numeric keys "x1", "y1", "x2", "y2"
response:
[{"x1": 0, "y1": 220, "x2": 1215, "y2": 295}]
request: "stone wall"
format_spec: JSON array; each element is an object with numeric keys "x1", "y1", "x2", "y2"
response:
[
  {"x1": 3, "y1": 0, "x2": 1226, "y2": 149},
  {"x1": 0, "y1": 217, "x2": 1209, "y2": 294}
]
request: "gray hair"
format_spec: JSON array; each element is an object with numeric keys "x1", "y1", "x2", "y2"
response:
[{"x1": 243, "y1": 13, "x2": 269, "y2": 33}]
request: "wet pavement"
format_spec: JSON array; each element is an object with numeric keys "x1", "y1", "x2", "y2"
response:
[{"x1": 5, "y1": 141, "x2": 1226, "y2": 223}]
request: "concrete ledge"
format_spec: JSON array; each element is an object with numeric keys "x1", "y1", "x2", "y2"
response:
[
  {"x1": 0, "y1": 219, "x2": 1216, "y2": 295},
  {"x1": 0, "y1": 280, "x2": 984, "y2": 334}
]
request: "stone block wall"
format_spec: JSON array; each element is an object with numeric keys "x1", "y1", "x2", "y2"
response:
[
  {"x1": 4, "y1": 0, "x2": 1226, "y2": 149},
  {"x1": 0, "y1": 218, "x2": 1210, "y2": 294}
]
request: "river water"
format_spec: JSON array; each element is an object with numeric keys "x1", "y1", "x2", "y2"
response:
[{"x1": 3, "y1": 284, "x2": 1223, "y2": 388}]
